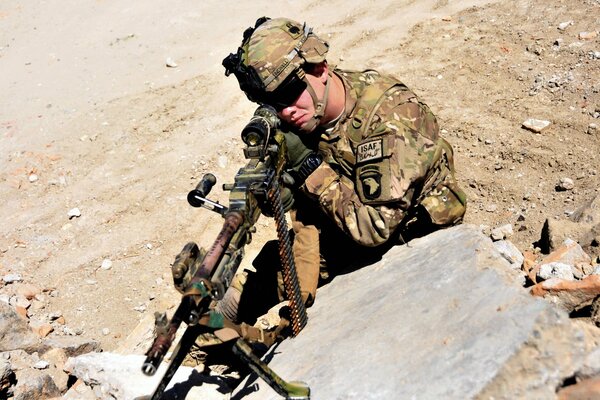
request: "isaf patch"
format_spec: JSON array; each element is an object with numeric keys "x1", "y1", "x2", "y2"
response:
[{"x1": 356, "y1": 139, "x2": 383, "y2": 163}]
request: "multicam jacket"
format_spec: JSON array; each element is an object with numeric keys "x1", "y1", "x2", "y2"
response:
[{"x1": 297, "y1": 69, "x2": 466, "y2": 247}]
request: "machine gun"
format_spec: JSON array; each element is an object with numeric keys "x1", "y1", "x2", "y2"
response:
[{"x1": 140, "y1": 106, "x2": 310, "y2": 400}]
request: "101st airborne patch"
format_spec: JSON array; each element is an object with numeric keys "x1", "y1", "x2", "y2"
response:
[
  {"x1": 359, "y1": 166, "x2": 382, "y2": 200},
  {"x1": 356, "y1": 139, "x2": 383, "y2": 163}
]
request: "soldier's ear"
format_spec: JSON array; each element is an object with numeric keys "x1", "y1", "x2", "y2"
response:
[{"x1": 312, "y1": 61, "x2": 328, "y2": 83}]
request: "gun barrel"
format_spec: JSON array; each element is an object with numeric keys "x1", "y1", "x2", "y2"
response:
[{"x1": 141, "y1": 298, "x2": 192, "y2": 376}]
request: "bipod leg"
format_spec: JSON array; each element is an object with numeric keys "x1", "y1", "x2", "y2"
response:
[
  {"x1": 232, "y1": 338, "x2": 310, "y2": 400},
  {"x1": 147, "y1": 324, "x2": 204, "y2": 400}
]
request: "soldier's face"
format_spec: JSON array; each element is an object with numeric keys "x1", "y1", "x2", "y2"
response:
[{"x1": 277, "y1": 72, "x2": 327, "y2": 133}]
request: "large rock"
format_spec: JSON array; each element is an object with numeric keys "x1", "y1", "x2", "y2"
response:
[
  {"x1": 0, "y1": 302, "x2": 39, "y2": 352},
  {"x1": 235, "y1": 225, "x2": 585, "y2": 399},
  {"x1": 11, "y1": 369, "x2": 60, "y2": 400},
  {"x1": 40, "y1": 335, "x2": 100, "y2": 357},
  {"x1": 531, "y1": 275, "x2": 600, "y2": 312},
  {"x1": 64, "y1": 352, "x2": 229, "y2": 399}
]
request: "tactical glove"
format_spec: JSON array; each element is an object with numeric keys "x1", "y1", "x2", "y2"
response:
[
  {"x1": 283, "y1": 131, "x2": 323, "y2": 188},
  {"x1": 257, "y1": 186, "x2": 295, "y2": 217}
]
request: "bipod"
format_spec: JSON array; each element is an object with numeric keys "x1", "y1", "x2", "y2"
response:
[
  {"x1": 138, "y1": 324, "x2": 309, "y2": 399},
  {"x1": 233, "y1": 338, "x2": 310, "y2": 400}
]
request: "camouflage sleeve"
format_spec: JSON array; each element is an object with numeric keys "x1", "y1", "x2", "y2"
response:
[
  {"x1": 302, "y1": 162, "x2": 405, "y2": 247},
  {"x1": 300, "y1": 95, "x2": 454, "y2": 247}
]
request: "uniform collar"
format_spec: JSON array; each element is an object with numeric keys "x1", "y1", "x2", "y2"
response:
[{"x1": 318, "y1": 69, "x2": 357, "y2": 140}]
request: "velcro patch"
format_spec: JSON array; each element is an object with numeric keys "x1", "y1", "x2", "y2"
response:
[{"x1": 356, "y1": 139, "x2": 383, "y2": 163}]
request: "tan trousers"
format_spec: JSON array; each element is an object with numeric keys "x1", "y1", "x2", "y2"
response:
[{"x1": 290, "y1": 210, "x2": 320, "y2": 307}]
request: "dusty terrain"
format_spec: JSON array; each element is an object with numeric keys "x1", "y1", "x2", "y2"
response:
[{"x1": 1, "y1": 0, "x2": 599, "y2": 360}]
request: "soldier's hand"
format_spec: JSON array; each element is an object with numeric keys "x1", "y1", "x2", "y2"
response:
[
  {"x1": 283, "y1": 131, "x2": 312, "y2": 171},
  {"x1": 257, "y1": 185, "x2": 294, "y2": 217},
  {"x1": 283, "y1": 132, "x2": 322, "y2": 187}
]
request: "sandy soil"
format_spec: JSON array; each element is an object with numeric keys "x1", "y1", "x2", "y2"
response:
[{"x1": 1, "y1": 0, "x2": 599, "y2": 353}]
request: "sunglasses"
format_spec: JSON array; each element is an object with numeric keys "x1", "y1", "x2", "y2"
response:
[{"x1": 261, "y1": 72, "x2": 307, "y2": 111}]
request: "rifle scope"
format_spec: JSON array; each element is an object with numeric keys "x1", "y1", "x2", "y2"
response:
[{"x1": 241, "y1": 105, "x2": 279, "y2": 147}]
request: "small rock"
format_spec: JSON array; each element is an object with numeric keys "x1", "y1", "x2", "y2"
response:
[
  {"x1": 3, "y1": 273, "x2": 23, "y2": 284},
  {"x1": 217, "y1": 155, "x2": 228, "y2": 168},
  {"x1": 16, "y1": 284, "x2": 41, "y2": 300},
  {"x1": 49, "y1": 311, "x2": 62, "y2": 321},
  {"x1": 67, "y1": 208, "x2": 81, "y2": 219},
  {"x1": 102, "y1": 328, "x2": 110, "y2": 336},
  {"x1": 522, "y1": 118, "x2": 551, "y2": 133},
  {"x1": 579, "y1": 31, "x2": 598, "y2": 40},
  {"x1": 63, "y1": 327, "x2": 77, "y2": 336},
  {"x1": 165, "y1": 57, "x2": 178, "y2": 68},
  {"x1": 557, "y1": 21, "x2": 572, "y2": 31},
  {"x1": 28, "y1": 174, "x2": 39, "y2": 183},
  {"x1": 133, "y1": 304, "x2": 146, "y2": 313},
  {"x1": 538, "y1": 262, "x2": 575, "y2": 281},
  {"x1": 100, "y1": 259, "x2": 112, "y2": 270},
  {"x1": 32, "y1": 323, "x2": 54, "y2": 338},
  {"x1": 14, "y1": 305, "x2": 29, "y2": 319},
  {"x1": 556, "y1": 177, "x2": 575, "y2": 191},
  {"x1": 485, "y1": 204, "x2": 498, "y2": 213},
  {"x1": 9, "y1": 294, "x2": 31, "y2": 310},
  {"x1": 588, "y1": 123, "x2": 598, "y2": 135},
  {"x1": 493, "y1": 240, "x2": 524, "y2": 270},
  {"x1": 490, "y1": 224, "x2": 514, "y2": 241},
  {"x1": 33, "y1": 360, "x2": 49, "y2": 370},
  {"x1": 145, "y1": 243, "x2": 153, "y2": 250},
  {"x1": 552, "y1": 39, "x2": 562, "y2": 50}
]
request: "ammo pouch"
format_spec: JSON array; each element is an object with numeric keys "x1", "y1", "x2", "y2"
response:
[{"x1": 419, "y1": 144, "x2": 467, "y2": 226}]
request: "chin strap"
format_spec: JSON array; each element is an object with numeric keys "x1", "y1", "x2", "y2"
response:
[{"x1": 300, "y1": 71, "x2": 332, "y2": 132}]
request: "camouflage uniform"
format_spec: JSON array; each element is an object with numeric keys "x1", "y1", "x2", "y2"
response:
[
  {"x1": 223, "y1": 17, "x2": 466, "y2": 316},
  {"x1": 293, "y1": 69, "x2": 466, "y2": 247}
]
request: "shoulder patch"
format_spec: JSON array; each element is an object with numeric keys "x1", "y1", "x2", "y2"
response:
[{"x1": 356, "y1": 139, "x2": 383, "y2": 163}]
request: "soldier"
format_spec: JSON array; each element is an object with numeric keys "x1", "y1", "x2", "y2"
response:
[{"x1": 220, "y1": 17, "x2": 467, "y2": 323}]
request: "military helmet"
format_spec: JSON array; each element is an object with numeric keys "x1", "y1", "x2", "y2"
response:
[{"x1": 223, "y1": 17, "x2": 329, "y2": 109}]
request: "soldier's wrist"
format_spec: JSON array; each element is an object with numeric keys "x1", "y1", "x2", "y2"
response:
[{"x1": 297, "y1": 153, "x2": 323, "y2": 183}]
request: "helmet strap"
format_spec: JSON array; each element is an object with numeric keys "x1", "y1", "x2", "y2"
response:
[{"x1": 300, "y1": 71, "x2": 331, "y2": 132}]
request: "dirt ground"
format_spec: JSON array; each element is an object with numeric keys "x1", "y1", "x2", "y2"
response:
[{"x1": 1, "y1": 0, "x2": 599, "y2": 353}]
